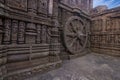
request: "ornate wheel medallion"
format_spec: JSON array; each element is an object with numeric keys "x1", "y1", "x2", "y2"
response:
[{"x1": 64, "y1": 16, "x2": 88, "y2": 54}]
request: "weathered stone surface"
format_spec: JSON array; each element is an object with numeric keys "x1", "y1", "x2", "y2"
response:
[
  {"x1": 91, "y1": 6, "x2": 120, "y2": 56},
  {"x1": 25, "y1": 53, "x2": 120, "y2": 80}
]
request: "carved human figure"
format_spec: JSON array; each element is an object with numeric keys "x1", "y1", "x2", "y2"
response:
[
  {"x1": 38, "y1": 0, "x2": 48, "y2": 14},
  {"x1": 18, "y1": 21, "x2": 25, "y2": 44},
  {"x1": 3, "y1": 19, "x2": 11, "y2": 44},
  {"x1": 12, "y1": 20, "x2": 18, "y2": 44}
]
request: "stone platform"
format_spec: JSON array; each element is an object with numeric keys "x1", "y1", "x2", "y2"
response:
[{"x1": 25, "y1": 53, "x2": 120, "y2": 80}]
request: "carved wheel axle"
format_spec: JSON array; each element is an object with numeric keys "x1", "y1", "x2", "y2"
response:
[{"x1": 64, "y1": 16, "x2": 88, "y2": 54}]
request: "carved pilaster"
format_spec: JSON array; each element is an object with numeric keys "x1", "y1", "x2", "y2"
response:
[
  {"x1": 26, "y1": 23, "x2": 37, "y2": 44},
  {"x1": 53, "y1": 0, "x2": 59, "y2": 19},
  {"x1": 11, "y1": 20, "x2": 18, "y2": 44},
  {"x1": 3, "y1": 19, "x2": 11, "y2": 44},
  {"x1": 0, "y1": 0, "x2": 4, "y2": 3},
  {"x1": 41, "y1": 25, "x2": 47, "y2": 43},
  {"x1": 36, "y1": 24, "x2": 41, "y2": 44},
  {"x1": 18, "y1": 21, "x2": 25, "y2": 44},
  {"x1": 28, "y1": 0, "x2": 37, "y2": 15}
]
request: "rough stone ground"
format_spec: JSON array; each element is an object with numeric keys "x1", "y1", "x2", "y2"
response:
[{"x1": 26, "y1": 53, "x2": 120, "y2": 80}]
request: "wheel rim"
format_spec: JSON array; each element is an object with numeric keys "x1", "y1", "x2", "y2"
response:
[{"x1": 64, "y1": 16, "x2": 88, "y2": 54}]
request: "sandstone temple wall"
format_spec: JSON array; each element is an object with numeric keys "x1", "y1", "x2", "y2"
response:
[
  {"x1": 0, "y1": 0, "x2": 92, "y2": 79},
  {"x1": 0, "y1": 0, "x2": 61, "y2": 79},
  {"x1": 91, "y1": 7, "x2": 120, "y2": 56}
]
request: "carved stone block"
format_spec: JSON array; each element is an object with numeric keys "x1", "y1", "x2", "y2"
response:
[
  {"x1": 41, "y1": 25, "x2": 47, "y2": 43},
  {"x1": 18, "y1": 21, "x2": 25, "y2": 44},
  {"x1": 12, "y1": 20, "x2": 18, "y2": 44},
  {"x1": 28, "y1": 0, "x2": 37, "y2": 14},
  {"x1": 38, "y1": 0, "x2": 48, "y2": 15},
  {"x1": 3, "y1": 19, "x2": 11, "y2": 44},
  {"x1": 0, "y1": 18, "x2": 3, "y2": 44},
  {"x1": 26, "y1": 23, "x2": 37, "y2": 44},
  {"x1": 6, "y1": 0, "x2": 27, "y2": 11},
  {"x1": 36, "y1": 24, "x2": 41, "y2": 44}
]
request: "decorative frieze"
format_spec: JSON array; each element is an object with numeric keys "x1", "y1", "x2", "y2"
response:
[{"x1": 6, "y1": 0, "x2": 27, "y2": 11}]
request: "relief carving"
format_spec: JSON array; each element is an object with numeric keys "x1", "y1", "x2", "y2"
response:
[
  {"x1": 18, "y1": 21, "x2": 25, "y2": 44},
  {"x1": 12, "y1": 20, "x2": 18, "y2": 44},
  {"x1": 36, "y1": 24, "x2": 41, "y2": 44},
  {"x1": 6, "y1": 0, "x2": 27, "y2": 11},
  {"x1": 28, "y1": 0, "x2": 37, "y2": 13},
  {"x1": 0, "y1": 0, "x2": 4, "y2": 3},
  {"x1": 41, "y1": 25, "x2": 47, "y2": 43},
  {"x1": 38, "y1": 0, "x2": 48, "y2": 14},
  {"x1": 3, "y1": 19, "x2": 11, "y2": 44}
]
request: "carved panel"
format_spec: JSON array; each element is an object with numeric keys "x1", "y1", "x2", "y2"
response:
[
  {"x1": 3, "y1": 19, "x2": 11, "y2": 44},
  {"x1": 6, "y1": 0, "x2": 27, "y2": 11},
  {"x1": 41, "y1": 25, "x2": 47, "y2": 43},
  {"x1": 36, "y1": 24, "x2": 41, "y2": 44},
  {"x1": 26, "y1": 23, "x2": 37, "y2": 44},
  {"x1": 12, "y1": 20, "x2": 18, "y2": 44},
  {"x1": 28, "y1": 0, "x2": 37, "y2": 13},
  {"x1": 38, "y1": 0, "x2": 48, "y2": 15},
  {"x1": 18, "y1": 21, "x2": 25, "y2": 44}
]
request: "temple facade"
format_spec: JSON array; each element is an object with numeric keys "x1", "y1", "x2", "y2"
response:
[
  {"x1": 0, "y1": 0, "x2": 92, "y2": 79},
  {"x1": 0, "y1": 0, "x2": 120, "y2": 80},
  {"x1": 91, "y1": 6, "x2": 120, "y2": 56}
]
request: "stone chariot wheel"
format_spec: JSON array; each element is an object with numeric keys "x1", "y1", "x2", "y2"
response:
[{"x1": 64, "y1": 16, "x2": 88, "y2": 54}]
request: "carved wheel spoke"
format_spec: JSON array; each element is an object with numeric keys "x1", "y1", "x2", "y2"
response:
[{"x1": 64, "y1": 16, "x2": 88, "y2": 54}]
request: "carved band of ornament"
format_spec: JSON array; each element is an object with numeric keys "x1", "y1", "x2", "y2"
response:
[{"x1": 6, "y1": 0, "x2": 27, "y2": 11}]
